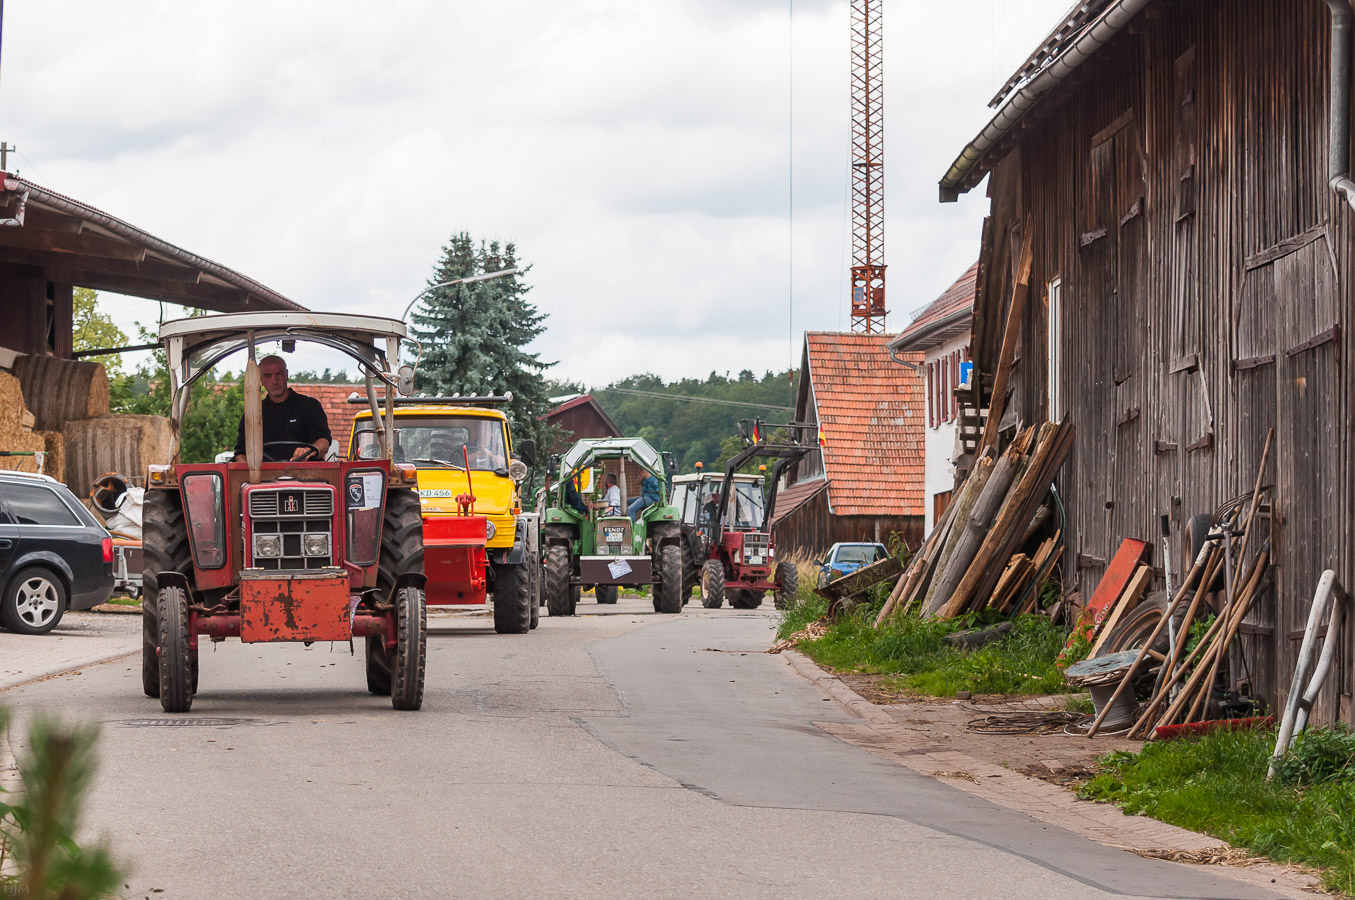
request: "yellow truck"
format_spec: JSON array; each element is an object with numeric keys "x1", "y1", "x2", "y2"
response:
[{"x1": 347, "y1": 396, "x2": 540, "y2": 633}]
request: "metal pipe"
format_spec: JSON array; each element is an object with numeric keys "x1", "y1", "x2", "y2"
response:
[
  {"x1": 888, "y1": 346, "x2": 922, "y2": 371},
  {"x1": 1269, "y1": 570, "x2": 1343, "y2": 780},
  {"x1": 939, "y1": 0, "x2": 1155, "y2": 202},
  {"x1": 1313, "y1": 0, "x2": 1355, "y2": 210}
]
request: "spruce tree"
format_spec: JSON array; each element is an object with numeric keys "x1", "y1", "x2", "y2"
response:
[{"x1": 410, "y1": 232, "x2": 555, "y2": 450}]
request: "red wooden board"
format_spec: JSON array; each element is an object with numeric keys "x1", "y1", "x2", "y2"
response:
[{"x1": 1086, "y1": 539, "x2": 1150, "y2": 630}]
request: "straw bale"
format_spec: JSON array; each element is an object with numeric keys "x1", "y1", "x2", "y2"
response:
[
  {"x1": 11, "y1": 355, "x2": 111, "y2": 431},
  {"x1": 36, "y1": 430, "x2": 66, "y2": 485},
  {"x1": 0, "y1": 432, "x2": 47, "y2": 474},
  {"x1": 63, "y1": 415, "x2": 172, "y2": 495},
  {"x1": 0, "y1": 370, "x2": 28, "y2": 445}
]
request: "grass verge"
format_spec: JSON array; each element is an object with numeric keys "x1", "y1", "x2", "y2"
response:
[
  {"x1": 776, "y1": 588, "x2": 1069, "y2": 697},
  {"x1": 1080, "y1": 728, "x2": 1355, "y2": 895}
]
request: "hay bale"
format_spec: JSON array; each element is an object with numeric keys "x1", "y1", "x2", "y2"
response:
[
  {"x1": 62, "y1": 415, "x2": 172, "y2": 496},
  {"x1": 36, "y1": 430, "x2": 65, "y2": 485},
  {"x1": 12, "y1": 355, "x2": 111, "y2": 431},
  {"x1": 0, "y1": 432, "x2": 47, "y2": 474},
  {"x1": 0, "y1": 370, "x2": 28, "y2": 445}
]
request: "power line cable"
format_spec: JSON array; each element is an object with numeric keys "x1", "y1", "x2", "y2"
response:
[{"x1": 593, "y1": 386, "x2": 791, "y2": 411}]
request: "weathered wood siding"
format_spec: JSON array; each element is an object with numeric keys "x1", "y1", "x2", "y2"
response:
[
  {"x1": 976, "y1": 0, "x2": 1351, "y2": 720},
  {"x1": 771, "y1": 484, "x2": 922, "y2": 559}
]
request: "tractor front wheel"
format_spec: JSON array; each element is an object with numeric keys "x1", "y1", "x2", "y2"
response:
[
  {"x1": 391, "y1": 586, "x2": 427, "y2": 711},
  {"x1": 157, "y1": 586, "x2": 194, "y2": 713},
  {"x1": 545, "y1": 545, "x2": 576, "y2": 617},
  {"x1": 700, "y1": 559, "x2": 725, "y2": 609},
  {"x1": 655, "y1": 545, "x2": 683, "y2": 614},
  {"x1": 365, "y1": 635, "x2": 392, "y2": 696},
  {"x1": 492, "y1": 563, "x2": 532, "y2": 634},
  {"x1": 729, "y1": 590, "x2": 765, "y2": 610},
  {"x1": 142, "y1": 489, "x2": 192, "y2": 698},
  {"x1": 595, "y1": 583, "x2": 618, "y2": 605},
  {"x1": 773, "y1": 561, "x2": 799, "y2": 611}
]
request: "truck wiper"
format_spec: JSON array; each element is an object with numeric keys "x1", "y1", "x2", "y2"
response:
[{"x1": 409, "y1": 457, "x2": 465, "y2": 470}]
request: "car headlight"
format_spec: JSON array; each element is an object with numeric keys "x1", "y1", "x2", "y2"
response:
[
  {"x1": 508, "y1": 459, "x2": 528, "y2": 482},
  {"x1": 303, "y1": 533, "x2": 331, "y2": 557},
  {"x1": 485, "y1": 520, "x2": 497, "y2": 541},
  {"x1": 253, "y1": 534, "x2": 282, "y2": 558}
]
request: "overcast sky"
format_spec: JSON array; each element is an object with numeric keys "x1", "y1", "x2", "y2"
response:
[{"x1": 5, "y1": 0, "x2": 1069, "y2": 385}]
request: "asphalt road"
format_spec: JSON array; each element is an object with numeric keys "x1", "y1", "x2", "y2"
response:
[{"x1": 0, "y1": 598, "x2": 1288, "y2": 900}]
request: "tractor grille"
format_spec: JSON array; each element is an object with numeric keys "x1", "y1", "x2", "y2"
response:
[
  {"x1": 247, "y1": 486, "x2": 336, "y2": 570},
  {"x1": 596, "y1": 519, "x2": 632, "y2": 556},
  {"x1": 742, "y1": 532, "x2": 770, "y2": 566}
]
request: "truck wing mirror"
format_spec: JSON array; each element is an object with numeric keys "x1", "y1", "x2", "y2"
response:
[
  {"x1": 518, "y1": 439, "x2": 537, "y2": 466},
  {"x1": 397, "y1": 364, "x2": 416, "y2": 396},
  {"x1": 662, "y1": 451, "x2": 677, "y2": 475}
]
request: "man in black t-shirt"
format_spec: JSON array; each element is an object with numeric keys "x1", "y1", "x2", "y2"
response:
[{"x1": 233, "y1": 355, "x2": 333, "y2": 462}]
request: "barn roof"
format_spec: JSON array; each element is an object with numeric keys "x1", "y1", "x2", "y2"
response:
[
  {"x1": 0, "y1": 174, "x2": 302, "y2": 312},
  {"x1": 890, "y1": 262, "x2": 977, "y2": 354},
  {"x1": 797, "y1": 332, "x2": 924, "y2": 517}
]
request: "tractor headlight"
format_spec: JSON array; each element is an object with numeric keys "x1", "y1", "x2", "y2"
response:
[
  {"x1": 302, "y1": 533, "x2": 331, "y2": 557},
  {"x1": 485, "y1": 520, "x2": 497, "y2": 541},
  {"x1": 253, "y1": 534, "x2": 283, "y2": 558},
  {"x1": 508, "y1": 459, "x2": 528, "y2": 482}
]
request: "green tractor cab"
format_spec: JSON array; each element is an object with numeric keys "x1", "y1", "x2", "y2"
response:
[{"x1": 540, "y1": 438, "x2": 683, "y2": 616}]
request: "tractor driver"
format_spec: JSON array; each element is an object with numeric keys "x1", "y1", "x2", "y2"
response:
[{"x1": 232, "y1": 355, "x2": 332, "y2": 462}]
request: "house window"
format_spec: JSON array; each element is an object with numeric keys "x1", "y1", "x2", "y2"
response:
[{"x1": 1047, "y1": 278, "x2": 1062, "y2": 421}]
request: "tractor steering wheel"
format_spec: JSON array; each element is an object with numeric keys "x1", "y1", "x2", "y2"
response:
[{"x1": 261, "y1": 441, "x2": 322, "y2": 462}]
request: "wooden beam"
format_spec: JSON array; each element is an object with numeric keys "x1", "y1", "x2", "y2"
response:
[
  {"x1": 61, "y1": 271, "x2": 247, "y2": 308},
  {"x1": 0, "y1": 228, "x2": 147, "y2": 262},
  {"x1": 0, "y1": 247, "x2": 203, "y2": 284},
  {"x1": 19, "y1": 208, "x2": 85, "y2": 234},
  {"x1": 979, "y1": 219, "x2": 1034, "y2": 454}
]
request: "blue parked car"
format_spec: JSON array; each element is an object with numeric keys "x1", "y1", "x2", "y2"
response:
[{"x1": 816, "y1": 542, "x2": 890, "y2": 589}]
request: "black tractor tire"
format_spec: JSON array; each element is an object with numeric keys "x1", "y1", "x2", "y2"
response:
[
  {"x1": 0, "y1": 566, "x2": 67, "y2": 635},
  {"x1": 655, "y1": 545, "x2": 683, "y2": 614},
  {"x1": 545, "y1": 544, "x2": 576, "y2": 617},
  {"x1": 365, "y1": 635, "x2": 392, "y2": 695},
  {"x1": 596, "y1": 583, "x2": 619, "y2": 605},
  {"x1": 773, "y1": 561, "x2": 799, "y2": 611},
  {"x1": 492, "y1": 562, "x2": 532, "y2": 634},
  {"x1": 745, "y1": 590, "x2": 767, "y2": 609},
  {"x1": 376, "y1": 489, "x2": 424, "y2": 599},
  {"x1": 157, "y1": 585, "x2": 194, "y2": 713},
  {"x1": 142, "y1": 489, "x2": 193, "y2": 698},
  {"x1": 700, "y1": 559, "x2": 725, "y2": 609},
  {"x1": 680, "y1": 540, "x2": 698, "y2": 604},
  {"x1": 391, "y1": 585, "x2": 427, "y2": 711}
]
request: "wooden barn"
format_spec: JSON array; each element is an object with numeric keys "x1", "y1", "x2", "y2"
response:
[
  {"x1": 772, "y1": 332, "x2": 924, "y2": 558},
  {"x1": 542, "y1": 394, "x2": 621, "y2": 454},
  {"x1": 940, "y1": 0, "x2": 1355, "y2": 720}
]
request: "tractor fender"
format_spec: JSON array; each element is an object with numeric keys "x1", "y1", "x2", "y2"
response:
[
  {"x1": 389, "y1": 572, "x2": 427, "y2": 601},
  {"x1": 648, "y1": 522, "x2": 682, "y2": 549},
  {"x1": 494, "y1": 516, "x2": 535, "y2": 566},
  {"x1": 155, "y1": 571, "x2": 192, "y2": 596},
  {"x1": 542, "y1": 523, "x2": 576, "y2": 549}
]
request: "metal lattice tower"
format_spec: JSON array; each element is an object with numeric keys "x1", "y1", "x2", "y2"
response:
[{"x1": 849, "y1": 0, "x2": 886, "y2": 334}]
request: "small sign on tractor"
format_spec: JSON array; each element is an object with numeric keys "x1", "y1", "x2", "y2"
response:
[
  {"x1": 347, "y1": 395, "x2": 541, "y2": 633},
  {"x1": 539, "y1": 438, "x2": 684, "y2": 615},
  {"x1": 673, "y1": 419, "x2": 814, "y2": 610},
  {"x1": 142, "y1": 313, "x2": 430, "y2": 712}
]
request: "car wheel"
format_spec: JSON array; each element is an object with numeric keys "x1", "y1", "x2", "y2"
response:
[{"x1": 1, "y1": 566, "x2": 66, "y2": 635}]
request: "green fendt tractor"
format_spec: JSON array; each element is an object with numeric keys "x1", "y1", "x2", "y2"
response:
[{"x1": 540, "y1": 438, "x2": 684, "y2": 616}]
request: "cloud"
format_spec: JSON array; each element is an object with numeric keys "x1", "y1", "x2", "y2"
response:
[{"x1": 8, "y1": 0, "x2": 1070, "y2": 384}]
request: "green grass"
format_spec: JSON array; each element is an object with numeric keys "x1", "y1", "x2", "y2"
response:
[
  {"x1": 103, "y1": 595, "x2": 141, "y2": 607},
  {"x1": 1080, "y1": 729, "x2": 1355, "y2": 895},
  {"x1": 776, "y1": 587, "x2": 1069, "y2": 697}
]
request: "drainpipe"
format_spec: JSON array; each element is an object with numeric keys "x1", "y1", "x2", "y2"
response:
[
  {"x1": 0, "y1": 177, "x2": 27, "y2": 227},
  {"x1": 1315, "y1": 0, "x2": 1355, "y2": 209},
  {"x1": 888, "y1": 346, "x2": 922, "y2": 372}
]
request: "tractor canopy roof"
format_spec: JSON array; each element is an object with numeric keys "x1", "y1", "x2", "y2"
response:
[
  {"x1": 560, "y1": 437, "x2": 662, "y2": 477},
  {"x1": 159, "y1": 312, "x2": 409, "y2": 395}
]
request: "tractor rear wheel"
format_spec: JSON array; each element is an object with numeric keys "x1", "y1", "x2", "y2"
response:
[
  {"x1": 655, "y1": 545, "x2": 683, "y2": 614},
  {"x1": 391, "y1": 585, "x2": 426, "y2": 711},
  {"x1": 545, "y1": 544, "x2": 576, "y2": 616},
  {"x1": 773, "y1": 561, "x2": 799, "y2": 611},
  {"x1": 365, "y1": 636, "x2": 392, "y2": 695},
  {"x1": 157, "y1": 585, "x2": 194, "y2": 713},
  {"x1": 595, "y1": 583, "x2": 618, "y2": 605},
  {"x1": 700, "y1": 559, "x2": 725, "y2": 609},
  {"x1": 492, "y1": 562, "x2": 532, "y2": 634},
  {"x1": 142, "y1": 489, "x2": 193, "y2": 699},
  {"x1": 377, "y1": 489, "x2": 424, "y2": 599}
]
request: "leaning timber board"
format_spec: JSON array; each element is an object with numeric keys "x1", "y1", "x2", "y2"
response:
[{"x1": 1085, "y1": 539, "x2": 1151, "y2": 636}]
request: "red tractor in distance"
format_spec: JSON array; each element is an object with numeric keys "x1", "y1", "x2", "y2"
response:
[
  {"x1": 688, "y1": 420, "x2": 814, "y2": 610},
  {"x1": 142, "y1": 312, "x2": 439, "y2": 712}
]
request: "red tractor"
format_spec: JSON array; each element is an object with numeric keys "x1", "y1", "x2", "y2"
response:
[
  {"x1": 142, "y1": 312, "x2": 437, "y2": 712},
  {"x1": 685, "y1": 420, "x2": 814, "y2": 610}
]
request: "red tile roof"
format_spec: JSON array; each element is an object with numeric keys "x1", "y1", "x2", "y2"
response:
[
  {"x1": 296, "y1": 384, "x2": 365, "y2": 455},
  {"x1": 892, "y1": 262, "x2": 977, "y2": 352},
  {"x1": 804, "y1": 332, "x2": 924, "y2": 517}
]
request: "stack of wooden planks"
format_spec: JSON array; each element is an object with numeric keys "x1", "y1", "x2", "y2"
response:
[{"x1": 875, "y1": 420, "x2": 1074, "y2": 625}]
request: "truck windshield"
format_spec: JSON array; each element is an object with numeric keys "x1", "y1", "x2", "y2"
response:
[{"x1": 354, "y1": 416, "x2": 508, "y2": 471}]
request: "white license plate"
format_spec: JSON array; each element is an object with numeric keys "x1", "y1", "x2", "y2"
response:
[{"x1": 603, "y1": 527, "x2": 625, "y2": 541}]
